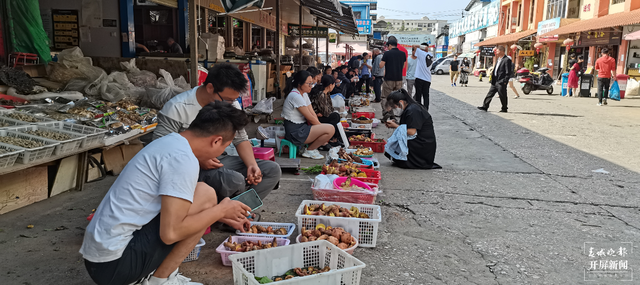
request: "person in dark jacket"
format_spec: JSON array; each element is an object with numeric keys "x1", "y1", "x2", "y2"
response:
[{"x1": 477, "y1": 46, "x2": 513, "y2": 112}]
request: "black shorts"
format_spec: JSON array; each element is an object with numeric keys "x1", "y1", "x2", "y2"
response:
[{"x1": 84, "y1": 215, "x2": 175, "y2": 285}]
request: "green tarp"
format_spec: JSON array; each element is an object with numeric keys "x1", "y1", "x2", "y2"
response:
[{"x1": 6, "y1": 0, "x2": 52, "y2": 62}]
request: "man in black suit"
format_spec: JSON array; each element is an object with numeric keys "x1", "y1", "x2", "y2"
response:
[{"x1": 477, "y1": 46, "x2": 512, "y2": 113}]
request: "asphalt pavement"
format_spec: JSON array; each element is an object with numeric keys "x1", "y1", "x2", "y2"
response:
[{"x1": 1, "y1": 75, "x2": 639, "y2": 285}]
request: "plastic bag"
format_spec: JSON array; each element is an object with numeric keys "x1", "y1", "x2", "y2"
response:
[
  {"x1": 121, "y1": 58, "x2": 158, "y2": 88},
  {"x1": 331, "y1": 95, "x2": 345, "y2": 111},
  {"x1": 174, "y1": 76, "x2": 191, "y2": 90},
  {"x1": 253, "y1": 97, "x2": 276, "y2": 114},
  {"x1": 64, "y1": 78, "x2": 91, "y2": 92},
  {"x1": 609, "y1": 81, "x2": 620, "y2": 101},
  {"x1": 142, "y1": 69, "x2": 186, "y2": 109},
  {"x1": 627, "y1": 79, "x2": 639, "y2": 96}
]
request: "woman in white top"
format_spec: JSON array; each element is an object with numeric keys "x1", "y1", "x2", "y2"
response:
[{"x1": 282, "y1": 71, "x2": 335, "y2": 159}]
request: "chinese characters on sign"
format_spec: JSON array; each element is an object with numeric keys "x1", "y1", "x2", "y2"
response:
[
  {"x1": 52, "y1": 10, "x2": 80, "y2": 50},
  {"x1": 356, "y1": 19, "x2": 372, "y2": 35},
  {"x1": 584, "y1": 242, "x2": 633, "y2": 281},
  {"x1": 288, "y1": 25, "x2": 329, "y2": 37},
  {"x1": 449, "y1": 1, "x2": 500, "y2": 38},
  {"x1": 519, "y1": 50, "x2": 535, "y2": 57}
]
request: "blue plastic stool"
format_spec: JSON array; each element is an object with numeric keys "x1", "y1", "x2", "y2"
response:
[{"x1": 279, "y1": 139, "x2": 298, "y2": 159}]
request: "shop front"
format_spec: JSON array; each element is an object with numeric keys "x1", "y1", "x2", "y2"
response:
[{"x1": 623, "y1": 25, "x2": 640, "y2": 81}]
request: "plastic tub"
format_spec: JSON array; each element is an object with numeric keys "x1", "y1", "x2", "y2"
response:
[
  {"x1": 0, "y1": 130, "x2": 59, "y2": 164},
  {"x1": 322, "y1": 168, "x2": 381, "y2": 185},
  {"x1": 352, "y1": 112, "x2": 375, "y2": 119},
  {"x1": 0, "y1": 142, "x2": 24, "y2": 169},
  {"x1": 229, "y1": 240, "x2": 365, "y2": 285},
  {"x1": 0, "y1": 116, "x2": 30, "y2": 129},
  {"x1": 295, "y1": 234, "x2": 358, "y2": 254},
  {"x1": 333, "y1": 177, "x2": 372, "y2": 191},
  {"x1": 40, "y1": 122, "x2": 108, "y2": 148},
  {"x1": 216, "y1": 236, "x2": 291, "y2": 266},
  {"x1": 236, "y1": 222, "x2": 296, "y2": 238},
  {"x1": 296, "y1": 200, "x2": 382, "y2": 247}
]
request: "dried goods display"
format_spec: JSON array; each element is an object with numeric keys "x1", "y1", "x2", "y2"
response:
[
  {"x1": 337, "y1": 148, "x2": 363, "y2": 163},
  {"x1": 302, "y1": 203, "x2": 370, "y2": 219},
  {"x1": 254, "y1": 266, "x2": 332, "y2": 283},
  {"x1": 5, "y1": 112, "x2": 38, "y2": 123},
  {"x1": 339, "y1": 177, "x2": 368, "y2": 191},
  {"x1": 0, "y1": 98, "x2": 26, "y2": 106},
  {"x1": 242, "y1": 224, "x2": 289, "y2": 235},
  {"x1": 349, "y1": 134, "x2": 381, "y2": 142},
  {"x1": 24, "y1": 130, "x2": 72, "y2": 141},
  {"x1": 0, "y1": 122, "x2": 9, "y2": 127},
  {"x1": 299, "y1": 225, "x2": 356, "y2": 249},
  {"x1": 0, "y1": 149, "x2": 7, "y2": 154},
  {"x1": 0, "y1": 136, "x2": 45, "y2": 148},
  {"x1": 223, "y1": 236, "x2": 279, "y2": 252},
  {"x1": 322, "y1": 160, "x2": 367, "y2": 177},
  {"x1": 353, "y1": 147, "x2": 373, "y2": 156},
  {"x1": 352, "y1": 117, "x2": 373, "y2": 124}
]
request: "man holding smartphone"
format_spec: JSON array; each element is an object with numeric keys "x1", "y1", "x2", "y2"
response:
[
  {"x1": 154, "y1": 64, "x2": 282, "y2": 208},
  {"x1": 81, "y1": 102, "x2": 252, "y2": 285}
]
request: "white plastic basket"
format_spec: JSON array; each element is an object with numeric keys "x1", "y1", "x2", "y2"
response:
[
  {"x1": 40, "y1": 121, "x2": 107, "y2": 148},
  {"x1": 0, "y1": 142, "x2": 24, "y2": 169},
  {"x1": 295, "y1": 200, "x2": 382, "y2": 248},
  {"x1": 229, "y1": 240, "x2": 365, "y2": 285},
  {"x1": 0, "y1": 112, "x2": 57, "y2": 125},
  {"x1": 236, "y1": 222, "x2": 296, "y2": 239},
  {"x1": 216, "y1": 236, "x2": 291, "y2": 266},
  {"x1": 183, "y1": 238, "x2": 205, "y2": 262},
  {"x1": 0, "y1": 116, "x2": 30, "y2": 129},
  {"x1": 9, "y1": 125, "x2": 86, "y2": 156},
  {"x1": 0, "y1": 130, "x2": 59, "y2": 164}
]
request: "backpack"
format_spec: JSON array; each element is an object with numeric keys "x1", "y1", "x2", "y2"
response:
[{"x1": 425, "y1": 54, "x2": 433, "y2": 68}]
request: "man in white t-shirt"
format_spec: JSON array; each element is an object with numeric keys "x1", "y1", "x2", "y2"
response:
[
  {"x1": 154, "y1": 64, "x2": 281, "y2": 214},
  {"x1": 412, "y1": 43, "x2": 434, "y2": 110},
  {"x1": 81, "y1": 102, "x2": 252, "y2": 285}
]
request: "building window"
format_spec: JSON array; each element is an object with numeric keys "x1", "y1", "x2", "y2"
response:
[
  {"x1": 517, "y1": 3, "x2": 522, "y2": 27},
  {"x1": 546, "y1": 0, "x2": 567, "y2": 20},
  {"x1": 530, "y1": 0, "x2": 535, "y2": 24},
  {"x1": 611, "y1": 0, "x2": 625, "y2": 4},
  {"x1": 418, "y1": 23, "x2": 424, "y2": 27},
  {"x1": 354, "y1": 11, "x2": 362, "y2": 19},
  {"x1": 428, "y1": 23, "x2": 433, "y2": 27}
]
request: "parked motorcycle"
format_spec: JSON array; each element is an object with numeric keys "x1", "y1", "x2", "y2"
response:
[{"x1": 517, "y1": 67, "x2": 554, "y2": 95}]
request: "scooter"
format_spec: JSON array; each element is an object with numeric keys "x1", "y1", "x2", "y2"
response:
[{"x1": 517, "y1": 66, "x2": 554, "y2": 95}]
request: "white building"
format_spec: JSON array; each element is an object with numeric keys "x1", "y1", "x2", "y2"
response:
[{"x1": 376, "y1": 16, "x2": 448, "y2": 33}]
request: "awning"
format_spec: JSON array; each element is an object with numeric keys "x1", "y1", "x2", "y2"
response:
[
  {"x1": 329, "y1": 42, "x2": 368, "y2": 55},
  {"x1": 458, "y1": 53, "x2": 476, "y2": 58},
  {"x1": 539, "y1": 9, "x2": 640, "y2": 37},
  {"x1": 624, "y1": 30, "x2": 640, "y2": 41},
  {"x1": 300, "y1": 0, "x2": 358, "y2": 35},
  {"x1": 148, "y1": 0, "x2": 178, "y2": 8},
  {"x1": 475, "y1": 30, "x2": 537, "y2": 47}
]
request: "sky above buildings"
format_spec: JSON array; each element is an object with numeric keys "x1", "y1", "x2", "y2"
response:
[{"x1": 376, "y1": 0, "x2": 469, "y2": 21}]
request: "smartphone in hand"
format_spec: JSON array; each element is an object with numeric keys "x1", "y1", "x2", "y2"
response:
[{"x1": 231, "y1": 189, "x2": 263, "y2": 211}]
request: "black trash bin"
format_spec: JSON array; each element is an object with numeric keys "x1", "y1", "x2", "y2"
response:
[{"x1": 580, "y1": 74, "x2": 593, "y2": 97}]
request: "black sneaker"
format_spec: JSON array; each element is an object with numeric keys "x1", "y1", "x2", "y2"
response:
[
  {"x1": 499, "y1": 109, "x2": 508, "y2": 113},
  {"x1": 477, "y1": 106, "x2": 488, "y2": 111}
]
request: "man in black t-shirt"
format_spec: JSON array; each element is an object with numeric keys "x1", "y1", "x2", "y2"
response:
[
  {"x1": 380, "y1": 37, "x2": 407, "y2": 117},
  {"x1": 450, "y1": 55, "x2": 460, "y2": 86}
]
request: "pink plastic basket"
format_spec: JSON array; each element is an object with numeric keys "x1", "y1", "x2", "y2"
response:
[
  {"x1": 333, "y1": 177, "x2": 372, "y2": 191},
  {"x1": 295, "y1": 234, "x2": 358, "y2": 254},
  {"x1": 215, "y1": 236, "x2": 291, "y2": 266}
]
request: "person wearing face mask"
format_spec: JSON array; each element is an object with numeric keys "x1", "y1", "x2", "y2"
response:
[
  {"x1": 154, "y1": 63, "x2": 282, "y2": 229},
  {"x1": 309, "y1": 75, "x2": 343, "y2": 148},
  {"x1": 282, "y1": 71, "x2": 335, "y2": 159},
  {"x1": 384, "y1": 89, "x2": 441, "y2": 169}
]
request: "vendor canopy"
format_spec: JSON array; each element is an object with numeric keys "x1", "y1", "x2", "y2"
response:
[
  {"x1": 474, "y1": 29, "x2": 537, "y2": 47},
  {"x1": 538, "y1": 9, "x2": 640, "y2": 37},
  {"x1": 300, "y1": 0, "x2": 359, "y2": 35}
]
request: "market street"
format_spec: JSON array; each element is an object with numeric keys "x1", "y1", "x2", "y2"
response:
[{"x1": 1, "y1": 77, "x2": 640, "y2": 285}]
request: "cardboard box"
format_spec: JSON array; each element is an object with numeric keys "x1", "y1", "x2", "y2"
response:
[
  {"x1": 0, "y1": 166, "x2": 48, "y2": 215},
  {"x1": 267, "y1": 78, "x2": 275, "y2": 93},
  {"x1": 17, "y1": 64, "x2": 47, "y2": 78},
  {"x1": 103, "y1": 140, "x2": 144, "y2": 175},
  {"x1": 280, "y1": 65, "x2": 292, "y2": 72}
]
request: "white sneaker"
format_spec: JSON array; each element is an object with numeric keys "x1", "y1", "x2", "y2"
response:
[
  {"x1": 302, "y1": 149, "x2": 324, "y2": 160},
  {"x1": 143, "y1": 269, "x2": 202, "y2": 285},
  {"x1": 597, "y1": 102, "x2": 602, "y2": 106}
]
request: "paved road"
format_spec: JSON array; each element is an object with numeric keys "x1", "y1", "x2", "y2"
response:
[{"x1": 1, "y1": 76, "x2": 639, "y2": 285}]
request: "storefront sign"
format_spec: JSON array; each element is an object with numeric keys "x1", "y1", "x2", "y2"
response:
[
  {"x1": 387, "y1": 33, "x2": 436, "y2": 47},
  {"x1": 288, "y1": 25, "x2": 328, "y2": 37},
  {"x1": 52, "y1": 10, "x2": 79, "y2": 50},
  {"x1": 480, "y1": 46, "x2": 495, "y2": 57},
  {"x1": 577, "y1": 30, "x2": 622, "y2": 46},
  {"x1": 449, "y1": 1, "x2": 500, "y2": 38},
  {"x1": 356, "y1": 19, "x2": 372, "y2": 35},
  {"x1": 329, "y1": 33, "x2": 337, "y2": 43},
  {"x1": 519, "y1": 50, "x2": 535, "y2": 57},
  {"x1": 537, "y1": 18, "x2": 562, "y2": 35},
  {"x1": 221, "y1": 0, "x2": 261, "y2": 14}
]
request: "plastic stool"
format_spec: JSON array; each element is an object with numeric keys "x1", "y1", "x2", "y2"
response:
[
  {"x1": 279, "y1": 139, "x2": 298, "y2": 159},
  {"x1": 253, "y1": 147, "x2": 275, "y2": 161}
]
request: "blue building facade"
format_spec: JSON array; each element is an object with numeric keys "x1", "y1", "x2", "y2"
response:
[{"x1": 339, "y1": 0, "x2": 376, "y2": 35}]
